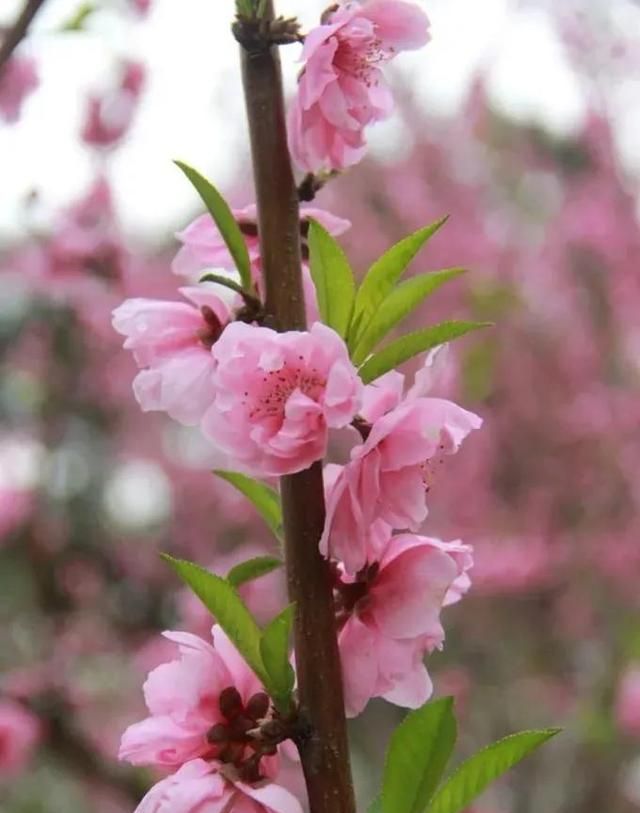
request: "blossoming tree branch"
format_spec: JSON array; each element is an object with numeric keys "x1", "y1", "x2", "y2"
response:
[{"x1": 112, "y1": 2, "x2": 559, "y2": 812}]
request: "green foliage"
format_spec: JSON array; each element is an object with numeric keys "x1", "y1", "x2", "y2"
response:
[
  {"x1": 227, "y1": 556, "x2": 283, "y2": 589},
  {"x1": 236, "y1": 0, "x2": 255, "y2": 16},
  {"x1": 174, "y1": 161, "x2": 252, "y2": 292},
  {"x1": 426, "y1": 729, "x2": 560, "y2": 813},
  {"x1": 260, "y1": 605, "x2": 295, "y2": 712},
  {"x1": 163, "y1": 556, "x2": 296, "y2": 712},
  {"x1": 382, "y1": 698, "x2": 457, "y2": 813},
  {"x1": 368, "y1": 798, "x2": 383, "y2": 813},
  {"x1": 60, "y1": 2, "x2": 96, "y2": 31},
  {"x1": 351, "y1": 268, "x2": 467, "y2": 365},
  {"x1": 162, "y1": 555, "x2": 268, "y2": 685},
  {"x1": 359, "y1": 321, "x2": 491, "y2": 384},
  {"x1": 349, "y1": 217, "x2": 449, "y2": 349},
  {"x1": 308, "y1": 219, "x2": 356, "y2": 339},
  {"x1": 213, "y1": 470, "x2": 283, "y2": 541}
]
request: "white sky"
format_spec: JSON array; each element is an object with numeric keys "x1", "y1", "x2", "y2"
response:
[{"x1": 0, "y1": 0, "x2": 639, "y2": 243}]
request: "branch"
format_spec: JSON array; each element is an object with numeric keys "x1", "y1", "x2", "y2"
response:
[
  {"x1": 0, "y1": 0, "x2": 47, "y2": 77},
  {"x1": 237, "y1": 4, "x2": 357, "y2": 813}
]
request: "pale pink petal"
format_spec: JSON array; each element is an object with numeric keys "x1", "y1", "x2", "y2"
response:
[
  {"x1": 339, "y1": 616, "x2": 378, "y2": 717},
  {"x1": 362, "y1": 0, "x2": 431, "y2": 50}
]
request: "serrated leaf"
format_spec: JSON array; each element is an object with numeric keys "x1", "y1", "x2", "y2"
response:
[
  {"x1": 260, "y1": 605, "x2": 295, "y2": 713},
  {"x1": 352, "y1": 268, "x2": 466, "y2": 365},
  {"x1": 227, "y1": 556, "x2": 283, "y2": 589},
  {"x1": 308, "y1": 219, "x2": 356, "y2": 338},
  {"x1": 382, "y1": 697, "x2": 457, "y2": 813},
  {"x1": 162, "y1": 555, "x2": 268, "y2": 685},
  {"x1": 174, "y1": 161, "x2": 252, "y2": 292},
  {"x1": 426, "y1": 729, "x2": 560, "y2": 813},
  {"x1": 214, "y1": 470, "x2": 283, "y2": 541},
  {"x1": 349, "y1": 217, "x2": 448, "y2": 349},
  {"x1": 359, "y1": 321, "x2": 491, "y2": 385}
]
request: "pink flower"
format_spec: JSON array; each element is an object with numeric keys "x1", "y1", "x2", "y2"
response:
[
  {"x1": 133, "y1": 759, "x2": 302, "y2": 813},
  {"x1": 288, "y1": 0, "x2": 431, "y2": 172},
  {"x1": 172, "y1": 205, "x2": 350, "y2": 280},
  {"x1": 112, "y1": 284, "x2": 230, "y2": 425},
  {"x1": 321, "y1": 393, "x2": 482, "y2": 574},
  {"x1": 82, "y1": 61, "x2": 145, "y2": 148},
  {"x1": 0, "y1": 55, "x2": 38, "y2": 123},
  {"x1": 120, "y1": 626, "x2": 279, "y2": 781},
  {"x1": 616, "y1": 666, "x2": 640, "y2": 738},
  {"x1": 130, "y1": 0, "x2": 152, "y2": 15},
  {"x1": 172, "y1": 205, "x2": 350, "y2": 325},
  {"x1": 201, "y1": 322, "x2": 362, "y2": 476},
  {"x1": 334, "y1": 530, "x2": 473, "y2": 716},
  {"x1": 0, "y1": 700, "x2": 41, "y2": 776}
]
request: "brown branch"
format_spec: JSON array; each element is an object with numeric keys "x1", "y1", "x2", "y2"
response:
[
  {"x1": 237, "y1": 4, "x2": 357, "y2": 813},
  {"x1": 0, "y1": 0, "x2": 47, "y2": 77}
]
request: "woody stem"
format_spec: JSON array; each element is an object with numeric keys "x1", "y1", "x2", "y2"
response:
[{"x1": 237, "y1": 3, "x2": 357, "y2": 813}]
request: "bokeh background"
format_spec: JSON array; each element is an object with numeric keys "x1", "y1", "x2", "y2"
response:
[{"x1": 1, "y1": 0, "x2": 640, "y2": 811}]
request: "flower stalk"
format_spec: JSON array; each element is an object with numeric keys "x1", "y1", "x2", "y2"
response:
[{"x1": 237, "y1": 3, "x2": 357, "y2": 812}]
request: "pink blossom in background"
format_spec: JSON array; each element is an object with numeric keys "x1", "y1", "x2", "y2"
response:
[
  {"x1": 201, "y1": 321, "x2": 362, "y2": 476},
  {"x1": 0, "y1": 700, "x2": 41, "y2": 776},
  {"x1": 288, "y1": 0, "x2": 431, "y2": 172},
  {"x1": 321, "y1": 377, "x2": 481, "y2": 573},
  {"x1": 0, "y1": 55, "x2": 38, "y2": 123},
  {"x1": 0, "y1": 489, "x2": 33, "y2": 542},
  {"x1": 112, "y1": 284, "x2": 230, "y2": 425},
  {"x1": 82, "y1": 61, "x2": 145, "y2": 147},
  {"x1": 120, "y1": 626, "x2": 279, "y2": 778},
  {"x1": 616, "y1": 666, "x2": 640, "y2": 738},
  {"x1": 130, "y1": 0, "x2": 152, "y2": 15},
  {"x1": 132, "y1": 759, "x2": 302, "y2": 813},
  {"x1": 335, "y1": 530, "x2": 473, "y2": 716}
]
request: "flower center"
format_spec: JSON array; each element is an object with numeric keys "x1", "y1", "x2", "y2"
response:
[
  {"x1": 334, "y1": 32, "x2": 392, "y2": 87},
  {"x1": 333, "y1": 561, "x2": 380, "y2": 628},
  {"x1": 421, "y1": 443, "x2": 447, "y2": 494},
  {"x1": 247, "y1": 360, "x2": 326, "y2": 420},
  {"x1": 206, "y1": 687, "x2": 274, "y2": 783},
  {"x1": 196, "y1": 305, "x2": 225, "y2": 349}
]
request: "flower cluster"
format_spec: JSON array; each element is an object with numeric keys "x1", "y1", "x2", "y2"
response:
[
  {"x1": 113, "y1": 2, "x2": 477, "y2": 810},
  {"x1": 120, "y1": 627, "x2": 301, "y2": 813},
  {"x1": 324, "y1": 358, "x2": 480, "y2": 714}
]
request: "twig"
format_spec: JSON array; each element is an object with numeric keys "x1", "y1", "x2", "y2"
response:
[
  {"x1": 238, "y1": 4, "x2": 357, "y2": 813},
  {"x1": 0, "y1": 0, "x2": 47, "y2": 77}
]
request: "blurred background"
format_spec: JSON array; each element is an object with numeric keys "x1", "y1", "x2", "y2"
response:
[{"x1": 1, "y1": 0, "x2": 640, "y2": 810}]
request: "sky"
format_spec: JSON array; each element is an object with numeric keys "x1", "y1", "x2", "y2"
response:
[{"x1": 0, "y1": 0, "x2": 639, "y2": 243}]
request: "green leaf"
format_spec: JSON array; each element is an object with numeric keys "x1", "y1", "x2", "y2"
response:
[
  {"x1": 260, "y1": 605, "x2": 295, "y2": 712},
  {"x1": 359, "y1": 321, "x2": 491, "y2": 385},
  {"x1": 162, "y1": 555, "x2": 268, "y2": 685},
  {"x1": 227, "y1": 556, "x2": 283, "y2": 589},
  {"x1": 174, "y1": 161, "x2": 252, "y2": 292},
  {"x1": 382, "y1": 697, "x2": 457, "y2": 813},
  {"x1": 349, "y1": 217, "x2": 448, "y2": 348},
  {"x1": 426, "y1": 729, "x2": 560, "y2": 813},
  {"x1": 368, "y1": 798, "x2": 383, "y2": 813},
  {"x1": 308, "y1": 219, "x2": 356, "y2": 338},
  {"x1": 214, "y1": 470, "x2": 283, "y2": 541},
  {"x1": 236, "y1": 0, "x2": 254, "y2": 16},
  {"x1": 60, "y1": 2, "x2": 96, "y2": 31},
  {"x1": 352, "y1": 268, "x2": 467, "y2": 365}
]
